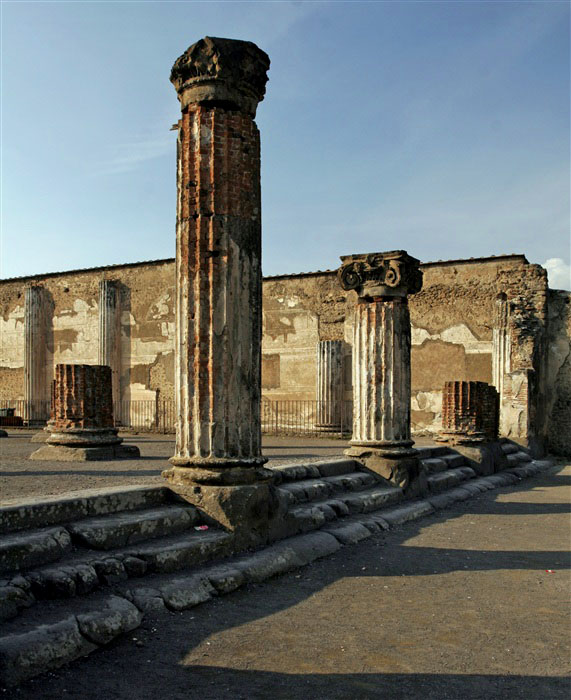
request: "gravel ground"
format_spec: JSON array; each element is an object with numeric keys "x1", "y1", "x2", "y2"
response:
[
  {"x1": 3, "y1": 462, "x2": 569, "y2": 700},
  {"x1": 0, "y1": 430, "x2": 353, "y2": 504}
]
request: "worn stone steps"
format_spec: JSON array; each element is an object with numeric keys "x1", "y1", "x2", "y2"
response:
[
  {"x1": 0, "y1": 457, "x2": 556, "y2": 687},
  {"x1": 269, "y1": 457, "x2": 358, "y2": 484},
  {"x1": 426, "y1": 466, "x2": 476, "y2": 493},
  {"x1": 282, "y1": 483, "x2": 405, "y2": 537},
  {"x1": 0, "y1": 485, "x2": 173, "y2": 535},
  {"x1": 277, "y1": 472, "x2": 378, "y2": 505},
  {"x1": 0, "y1": 527, "x2": 233, "y2": 621},
  {"x1": 0, "y1": 526, "x2": 72, "y2": 575}
]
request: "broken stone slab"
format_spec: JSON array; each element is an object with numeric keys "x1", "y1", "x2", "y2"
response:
[
  {"x1": 158, "y1": 574, "x2": 216, "y2": 612},
  {"x1": 0, "y1": 485, "x2": 172, "y2": 536},
  {"x1": 29, "y1": 443, "x2": 140, "y2": 461},
  {"x1": 379, "y1": 501, "x2": 435, "y2": 527},
  {"x1": 421, "y1": 457, "x2": 448, "y2": 473},
  {"x1": 233, "y1": 545, "x2": 304, "y2": 583},
  {"x1": 76, "y1": 596, "x2": 142, "y2": 645},
  {"x1": 324, "y1": 472, "x2": 378, "y2": 492},
  {"x1": 0, "y1": 583, "x2": 35, "y2": 622},
  {"x1": 0, "y1": 527, "x2": 71, "y2": 575},
  {"x1": 322, "y1": 521, "x2": 373, "y2": 545},
  {"x1": 204, "y1": 565, "x2": 246, "y2": 594},
  {"x1": 66, "y1": 505, "x2": 199, "y2": 550},
  {"x1": 0, "y1": 593, "x2": 141, "y2": 687}
]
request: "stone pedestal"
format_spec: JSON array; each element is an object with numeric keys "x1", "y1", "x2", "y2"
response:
[
  {"x1": 315, "y1": 340, "x2": 343, "y2": 432},
  {"x1": 339, "y1": 251, "x2": 423, "y2": 489},
  {"x1": 23, "y1": 286, "x2": 48, "y2": 423},
  {"x1": 98, "y1": 280, "x2": 121, "y2": 418},
  {"x1": 30, "y1": 364, "x2": 139, "y2": 461},
  {"x1": 161, "y1": 37, "x2": 279, "y2": 542}
]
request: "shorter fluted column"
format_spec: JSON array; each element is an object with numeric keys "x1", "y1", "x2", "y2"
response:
[
  {"x1": 315, "y1": 340, "x2": 343, "y2": 431},
  {"x1": 24, "y1": 286, "x2": 47, "y2": 423},
  {"x1": 98, "y1": 280, "x2": 121, "y2": 416},
  {"x1": 339, "y1": 251, "x2": 423, "y2": 489}
]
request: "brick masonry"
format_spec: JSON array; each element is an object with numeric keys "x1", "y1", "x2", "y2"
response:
[
  {"x1": 50, "y1": 364, "x2": 114, "y2": 431},
  {"x1": 441, "y1": 380, "x2": 499, "y2": 441}
]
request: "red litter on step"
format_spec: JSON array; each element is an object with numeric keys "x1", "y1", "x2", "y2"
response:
[
  {"x1": 546, "y1": 570, "x2": 555, "y2": 573},
  {"x1": 194, "y1": 525, "x2": 209, "y2": 531}
]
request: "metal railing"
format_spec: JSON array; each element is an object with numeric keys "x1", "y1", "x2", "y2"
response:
[
  {"x1": 261, "y1": 399, "x2": 353, "y2": 437},
  {"x1": 0, "y1": 398, "x2": 353, "y2": 437}
]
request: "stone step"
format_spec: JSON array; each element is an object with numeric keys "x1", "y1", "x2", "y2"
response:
[
  {"x1": 277, "y1": 471, "x2": 378, "y2": 505},
  {"x1": 66, "y1": 504, "x2": 200, "y2": 551},
  {"x1": 0, "y1": 527, "x2": 72, "y2": 575},
  {"x1": 0, "y1": 485, "x2": 173, "y2": 535},
  {"x1": 269, "y1": 458, "x2": 358, "y2": 484},
  {"x1": 0, "y1": 592, "x2": 142, "y2": 687},
  {"x1": 440, "y1": 453, "x2": 466, "y2": 469},
  {"x1": 500, "y1": 443, "x2": 520, "y2": 455},
  {"x1": 0, "y1": 527, "x2": 232, "y2": 621},
  {"x1": 284, "y1": 484, "x2": 404, "y2": 537},
  {"x1": 421, "y1": 457, "x2": 449, "y2": 474},
  {"x1": 426, "y1": 466, "x2": 476, "y2": 493},
  {"x1": 507, "y1": 451, "x2": 533, "y2": 466}
]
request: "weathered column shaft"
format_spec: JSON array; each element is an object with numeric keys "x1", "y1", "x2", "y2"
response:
[
  {"x1": 173, "y1": 105, "x2": 263, "y2": 465},
  {"x1": 24, "y1": 286, "x2": 47, "y2": 421},
  {"x1": 316, "y1": 340, "x2": 343, "y2": 429},
  {"x1": 339, "y1": 251, "x2": 422, "y2": 489},
  {"x1": 98, "y1": 280, "x2": 121, "y2": 411},
  {"x1": 163, "y1": 37, "x2": 275, "y2": 542},
  {"x1": 352, "y1": 299, "x2": 411, "y2": 445}
]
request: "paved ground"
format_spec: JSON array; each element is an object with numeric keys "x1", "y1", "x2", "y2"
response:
[
  {"x1": 3, "y1": 462, "x2": 569, "y2": 699},
  {"x1": 0, "y1": 430, "x2": 355, "y2": 504}
]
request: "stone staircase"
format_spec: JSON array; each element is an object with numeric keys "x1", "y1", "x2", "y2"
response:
[{"x1": 0, "y1": 441, "x2": 547, "y2": 686}]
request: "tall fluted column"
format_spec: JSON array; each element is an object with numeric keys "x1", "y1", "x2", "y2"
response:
[
  {"x1": 339, "y1": 251, "x2": 423, "y2": 488},
  {"x1": 24, "y1": 285, "x2": 47, "y2": 423},
  {"x1": 315, "y1": 340, "x2": 343, "y2": 431},
  {"x1": 98, "y1": 280, "x2": 121, "y2": 416},
  {"x1": 162, "y1": 37, "x2": 277, "y2": 541}
]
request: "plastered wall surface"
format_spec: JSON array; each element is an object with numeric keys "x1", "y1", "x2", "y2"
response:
[
  {"x1": 0, "y1": 261, "x2": 175, "y2": 407},
  {"x1": 1, "y1": 254, "x2": 568, "y2": 454}
]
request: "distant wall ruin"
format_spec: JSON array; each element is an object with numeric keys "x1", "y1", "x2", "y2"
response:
[{"x1": 1, "y1": 254, "x2": 569, "y2": 456}]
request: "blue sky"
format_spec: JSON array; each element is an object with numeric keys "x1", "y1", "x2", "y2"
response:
[{"x1": 1, "y1": 0, "x2": 569, "y2": 288}]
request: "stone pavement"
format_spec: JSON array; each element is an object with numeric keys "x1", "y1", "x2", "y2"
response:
[
  {"x1": 3, "y1": 462, "x2": 569, "y2": 699},
  {"x1": 0, "y1": 431, "x2": 355, "y2": 504}
]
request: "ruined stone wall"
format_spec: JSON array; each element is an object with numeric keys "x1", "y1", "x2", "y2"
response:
[
  {"x1": 546, "y1": 289, "x2": 571, "y2": 457},
  {"x1": 0, "y1": 261, "x2": 175, "y2": 413},
  {"x1": 1, "y1": 254, "x2": 567, "y2": 453}
]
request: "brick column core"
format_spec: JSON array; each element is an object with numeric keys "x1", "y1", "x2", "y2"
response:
[
  {"x1": 440, "y1": 380, "x2": 499, "y2": 443},
  {"x1": 47, "y1": 364, "x2": 119, "y2": 446},
  {"x1": 162, "y1": 37, "x2": 275, "y2": 542}
]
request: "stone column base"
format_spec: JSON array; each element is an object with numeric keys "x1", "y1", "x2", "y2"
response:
[
  {"x1": 436, "y1": 430, "x2": 486, "y2": 446},
  {"x1": 162, "y1": 464, "x2": 283, "y2": 546},
  {"x1": 346, "y1": 443, "x2": 420, "y2": 490},
  {"x1": 29, "y1": 443, "x2": 140, "y2": 461}
]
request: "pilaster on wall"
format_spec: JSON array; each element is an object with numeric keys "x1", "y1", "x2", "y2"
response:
[
  {"x1": 98, "y1": 280, "x2": 121, "y2": 414},
  {"x1": 24, "y1": 285, "x2": 51, "y2": 422},
  {"x1": 315, "y1": 340, "x2": 343, "y2": 430},
  {"x1": 493, "y1": 265, "x2": 548, "y2": 456}
]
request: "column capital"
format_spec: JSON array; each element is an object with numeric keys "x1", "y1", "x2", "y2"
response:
[
  {"x1": 171, "y1": 36, "x2": 270, "y2": 117},
  {"x1": 338, "y1": 250, "x2": 423, "y2": 299}
]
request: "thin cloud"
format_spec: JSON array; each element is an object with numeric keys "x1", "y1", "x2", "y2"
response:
[
  {"x1": 95, "y1": 131, "x2": 175, "y2": 176},
  {"x1": 543, "y1": 258, "x2": 571, "y2": 291}
]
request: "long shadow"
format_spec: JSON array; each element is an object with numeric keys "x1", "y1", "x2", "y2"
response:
[
  {"x1": 6, "y1": 466, "x2": 570, "y2": 699},
  {"x1": 0, "y1": 469, "x2": 163, "y2": 477}
]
